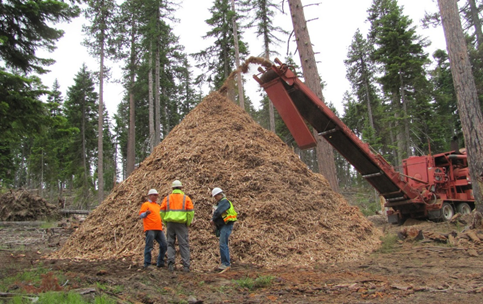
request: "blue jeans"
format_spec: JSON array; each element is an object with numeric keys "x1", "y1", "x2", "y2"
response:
[
  {"x1": 144, "y1": 230, "x2": 167, "y2": 268},
  {"x1": 219, "y1": 222, "x2": 234, "y2": 267}
]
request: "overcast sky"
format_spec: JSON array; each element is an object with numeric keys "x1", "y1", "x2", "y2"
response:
[{"x1": 39, "y1": 0, "x2": 446, "y2": 118}]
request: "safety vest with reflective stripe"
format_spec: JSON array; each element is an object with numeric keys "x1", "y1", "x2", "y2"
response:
[
  {"x1": 222, "y1": 200, "x2": 237, "y2": 223},
  {"x1": 160, "y1": 189, "x2": 194, "y2": 226}
]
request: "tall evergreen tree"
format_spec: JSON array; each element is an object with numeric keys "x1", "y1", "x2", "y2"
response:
[
  {"x1": 243, "y1": 0, "x2": 287, "y2": 131},
  {"x1": 83, "y1": 0, "x2": 118, "y2": 203},
  {"x1": 193, "y1": 0, "x2": 249, "y2": 91},
  {"x1": 63, "y1": 64, "x2": 99, "y2": 208},
  {"x1": 368, "y1": 0, "x2": 433, "y2": 164},
  {"x1": 0, "y1": 0, "x2": 79, "y2": 187},
  {"x1": 112, "y1": 0, "x2": 145, "y2": 176},
  {"x1": 0, "y1": 73, "x2": 46, "y2": 186},
  {"x1": 0, "y1": 0, "x2": 80, "y2": 73},
  {"x1": 344, "y1": 29, "x2": 381, "y2": 147},
  {"x1": 28, "y1": 80, "x2": 77, "y2": 200}
]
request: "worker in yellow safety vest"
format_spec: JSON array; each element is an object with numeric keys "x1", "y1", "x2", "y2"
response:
[
  {"x1": 160, "y1": 180, "x2": 194, "y2": 272},
  {"x1": 210, "y1": 187, "x2": 237, "y2": 272}
]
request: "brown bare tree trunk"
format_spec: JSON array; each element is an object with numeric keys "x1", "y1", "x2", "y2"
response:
[
  {"x1": 98, "y1": 39, "x2": 104, "y2": 203},
  {"x1": 148, "y1": 42, "x2": 154, "y2": 152},
  {"x1": 231, "y1": 0, "x2": 245, "y2": 109},
  {"x1": 155, "y1": 43, "x2": 161, "y2": 144},
  {"x1": 126, "y1": 16, "x2": 136, "y2": 177},
  {"x1": 288, "y1": 0, "x2": 339, "y2": 192},
  {"x1": 438, "y1": 0, "x2": 483, "y2": 207},
  {"x1": 264, "y1": 49, "x2": 276, "y2": 132},
  {"x1": 155, "y1": 8, "x2": 161, "y2": 146},
  {"x1": 468, "y1": 0, "x2": 483, "y2": 48}
]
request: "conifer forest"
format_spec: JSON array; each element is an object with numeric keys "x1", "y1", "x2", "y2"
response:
[{"x1": 1, "y1": 0, "x2": 483, "y2": 212}]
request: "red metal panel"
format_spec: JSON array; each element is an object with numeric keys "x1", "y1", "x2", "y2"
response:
[
  {"x1": 260, "y1": 64, "x2": 420, "y2": 201},
  {"x1": 262, "y1": 78, "x2": 317, "y2": 149}
]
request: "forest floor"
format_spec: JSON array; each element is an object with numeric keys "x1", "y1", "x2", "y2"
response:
[{"x1": 1, "y1": 216, "x2": 483, "y2": 304}]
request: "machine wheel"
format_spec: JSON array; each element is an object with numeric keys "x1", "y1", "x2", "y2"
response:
[
  {"x1": 457, "y1": 203, "x2": 471, "y2": 215},
  {"x1": 441, "y1": 202, "x2": 454, "y2": 221}
]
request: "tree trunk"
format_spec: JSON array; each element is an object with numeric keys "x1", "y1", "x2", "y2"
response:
[
  {"x1": 438, "y1": 0, "x2": 483, "y2": 207},
  {"x1": 40, "y1": 150, "x2": 43, "y2": 197},
  {"x1": 399, "y1": 71, "x2": 411, "y2": 158},
  {"x1": 154, "y1": 7, "x2": 161, "y2": 146},
  {"x1": 162, "y1": 65, "x2": 170, "y2": 135},
  {"x1": 231, "y1": 0, "x2": 245, "y2": 109},
  {"x1": 126, "y1": 17, "x2": 136, "y2": 177},
  {"x1": 265, "y1": 49, "x2": 276, "y2": 132},
  {"x1": 98, "y1": 38, "x2": 104, "y2": 204},
  {"x1": 394, "y1": 95, "x2": 404, "y2": 169},
  {"x1": 468, "y1": 0, "x2": 483, "y2": 48},
  {"x1": 288, "y1": 0, "x2": 339, "y2": 192},
  {"x1": 81, "y1": 94, "x2": 89, "y2": 207},
  {"x1": 155, "y1": 42, "x2": 161, "y2": 145},
  {"x1": 148, "y1": 42, "x2": 154, "y2": 152},
  {"x1": 361, "y1": 63, "x2": 375, "y2": 130}
]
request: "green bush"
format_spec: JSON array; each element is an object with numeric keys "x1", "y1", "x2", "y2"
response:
[
  {"x1": 377, "y1": 233, "x2": 398, "y2": 253},
  {"x1": 235, "y1": 275, "x2": 274, "y2": 290}
]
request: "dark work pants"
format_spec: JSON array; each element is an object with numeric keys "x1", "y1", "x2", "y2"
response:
[
  {"x1": 144, "y1": 230, "x2": 167, "y2": 268},
  {"x1": 166, "y1": 222, "x2": 190, "y2": 268}
]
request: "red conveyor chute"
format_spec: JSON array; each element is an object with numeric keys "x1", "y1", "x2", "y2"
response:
[{"x1": 254, "y1": 61, "x2": 420, "y2": 202}]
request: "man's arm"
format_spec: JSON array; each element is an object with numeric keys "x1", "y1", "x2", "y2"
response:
[
  {"x1": 139, "y1": 203, "x2": 151, "y2": 218},
  {"x1": 212, "y1": 200, "x2": 229, "y2": 220}
]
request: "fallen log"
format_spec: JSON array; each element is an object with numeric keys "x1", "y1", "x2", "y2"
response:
[{"x1": 60, "y1": 209, "x2": 90, "y2": 215}]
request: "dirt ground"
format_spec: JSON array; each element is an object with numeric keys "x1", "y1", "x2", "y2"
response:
[{"x1": 1, "y1": 217, "x2": 483, "y2": 304}]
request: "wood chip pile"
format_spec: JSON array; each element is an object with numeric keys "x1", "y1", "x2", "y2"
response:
[
  {"x1": 0, "y1": 190, "x2": 60, "y2": 221},
  {"x1": 52, "y1": 91, "x2": 382, "y2": 270}
]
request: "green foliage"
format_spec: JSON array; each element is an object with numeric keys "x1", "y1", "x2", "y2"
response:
[
  {"x1": 40, "y1": 221, "x2": 57, "y2": 229},
  {"x1": 94, "y1": 295, "x2": 117, "y2": 304},
  {"x1": 367, "y1": 0, "x2": 435, "y2": 161},
  {"x1": 0, "y1": 266, "x2": 50, "y2": 290},
  {"x1": 0, "y1": 1, "x2": 80, "y2": 73},
  {"x1": 235, "y1": 276, "x2": 254, "y2": 290},
  {"x1": 63, "y1": 64, "x2": 99, "y2": 207},
  {"x1": 241, "y1": 0, "x2": 287, "y2": 58},
  {"x1": 254, "y1": 275, "x2": 275, "y2": 288},
  {"x1": 0, "y1": 71, "x2": 47, "y2": 186},
  {"x1": 8, "y1": 291, "x2": 117, "y2": 304},
  {"x1": 36, "y1": 292, "x2": 84, "y2": 304},
  {"x1": 377, "y1": 233, "x2": 399, "y2": 253},
  {"x1": 234, "y1": 275, "x2": 274, "y2": 290},
  {"x1": 353, "y1": 192, "x2": 380, "y2": 216},
  {"x1": 193, "y1": 0, "x2": 249, "y2": 89}
]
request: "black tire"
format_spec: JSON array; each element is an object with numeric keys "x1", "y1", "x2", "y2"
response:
[
  {"x1": 441, "y1": 202, "x2": 454, "y2": 221},
  {"x1": 457, "y1": 202, "x2": 471, "y2": 215}
]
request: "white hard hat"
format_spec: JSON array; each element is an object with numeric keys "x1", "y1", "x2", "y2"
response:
[
  {"x1": 148, "y1": 189, "x2": 158, "y2": 195},
  {"x1": 171, "y1": 180, "x2": 183, "y2": 188},
  {"x1": 212, "y1": 187, "x2": 223, "y2": 197}
]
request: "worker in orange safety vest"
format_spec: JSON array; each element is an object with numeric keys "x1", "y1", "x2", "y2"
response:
[{"x1": 139, "y1": 188, "x2": 167, "y2": 269}]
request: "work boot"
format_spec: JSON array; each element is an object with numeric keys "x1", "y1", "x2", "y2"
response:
[
  {"x1": 183, "y1": 266, "x2": 190, "y2": 273},
  {"x1": 168, "y1": 263, "x2": 174, "y2": 272},
  {"x1": 218, "y1": 264, "x2": 230, "y2": 273}
]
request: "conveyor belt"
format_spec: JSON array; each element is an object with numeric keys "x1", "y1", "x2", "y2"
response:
[{"x1": 255, "y1": 64, "x2": 419, "y2": 201}]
